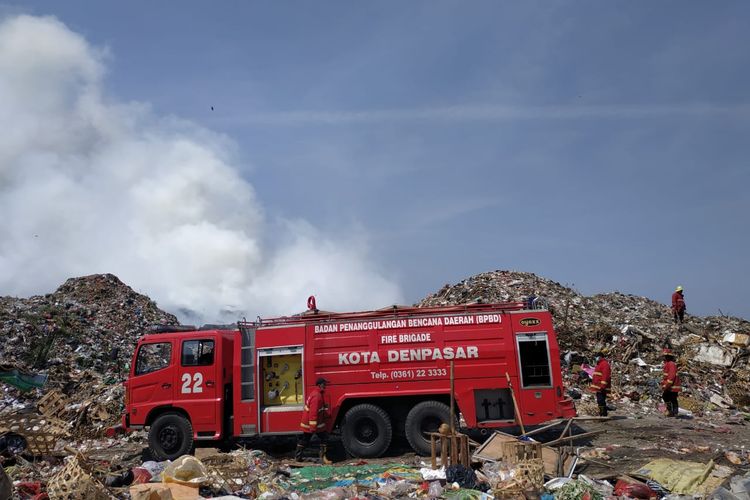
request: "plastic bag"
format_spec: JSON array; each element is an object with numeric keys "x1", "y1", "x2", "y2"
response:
[
  {"x1": 446, "y1": 464, "x2": 478, "y2": 490},
  {"x1": 377, "y1": 479, "x2": 415, "y2": 497},
  {"x1": 613, "y1": 479, "x2": 658, "y2": 499},
  {"x1": 141, "y1": 460, "x2": 168, "y2": 478},
  {"x1": 132, "y1": 467, "x2": 153, "y2": 484},
  {"x1": 162, "y1": 455, "x2": 209, "y2": 486},
  {"x1": 421, "y1": 466, "x2": 446, "y2": 480},
  {"x1": 481, "y1": 461, "x2": 514, "y2": 487},
  {"x1": 428, "y1": 480, "x2": 444, "y2": 498}
]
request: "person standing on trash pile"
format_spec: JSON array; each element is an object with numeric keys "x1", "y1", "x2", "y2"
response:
[
  {"x1": 588, "y1": 348, "x2": 612, "y2": 417},
  {"x1": 671, "y1": 286, "x2": 686, "y2": 324},
  {"x1": 661, "y1": 348, "x2": 681, "y2": 417},
  {"x1": 296, "y1": 377, "x2": 332, "y2": 464}
]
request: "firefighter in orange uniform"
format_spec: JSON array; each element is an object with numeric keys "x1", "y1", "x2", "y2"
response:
[
  {"x1": 589, "y1": 349, "x2": 612, "y2": 416},
  {"x1": 295, "y1": 377, "x2": 332, "y2": 463},
  {"x1": 671, "y1": 286, "x2": 686, "y2": 324},
  {"x1": 661, "y1": 348, "x2": 681, "y2": 417}
]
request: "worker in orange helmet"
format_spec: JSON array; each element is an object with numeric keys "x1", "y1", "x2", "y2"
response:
[
  {"x1": 296, "y1": 377, "x2": 332, "y2": 464},
  {"x1": 671, "y1": 286, "x2": 686, "y2": 324},
  {"x1": 661, "y1": 348, "x2": 681, "y2": 417},
  {"x1": 588, "y1": 348, "x2": 612, "y2": 416}
]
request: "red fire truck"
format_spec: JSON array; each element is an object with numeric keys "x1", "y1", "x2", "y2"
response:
[{"x1": 123, "y1": 301, "x2": 576, "y2": 460}]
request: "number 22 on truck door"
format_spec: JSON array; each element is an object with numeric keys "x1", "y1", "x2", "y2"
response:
[{"x1": 177, "y1": 338, "x2": 219, "y2": 426}]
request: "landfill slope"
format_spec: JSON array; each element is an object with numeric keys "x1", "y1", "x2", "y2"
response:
[
  {"x1": 0, "y1": 274, "x2": 178, "y2": 424},
  {"x1": 419, "y1": 270, "x2": 750, "y2": 412}
]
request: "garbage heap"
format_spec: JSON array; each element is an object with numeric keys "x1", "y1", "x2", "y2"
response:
[
  {"x1": 0, "y1": 273, "x2": 179, "y2": 431},
  {"x1": 420, "y1": 270, "x2": 750, "y2": 416},
  {"x1": 3, "y1": 441, "x2": 748, "y2": 499}
]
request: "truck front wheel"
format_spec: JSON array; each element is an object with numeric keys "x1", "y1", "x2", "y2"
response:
[
  {"x1": 341, "y1": 404, "x2": 392, "y2": 458},
  {"x1": 148, "y1": 413, "x2": 193, "y2": 461},
  {"x1": 405, "y1": 401, "x2": 452, "y2": 456}
]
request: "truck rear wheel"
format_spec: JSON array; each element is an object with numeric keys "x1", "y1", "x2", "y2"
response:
[
  {"x1": 148, "y1": 413, "x2": 193, "y2": 461},
  {"x1": 405, "y1": 401, "x2": 452, "y2": 456},
  {"x1": 341, "y1": 404, "x2": 392, "y2": 458}
]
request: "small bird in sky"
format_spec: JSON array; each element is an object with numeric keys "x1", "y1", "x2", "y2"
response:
[{"x1": 211, "y1": 106, "x2": 214, "y2": 111}]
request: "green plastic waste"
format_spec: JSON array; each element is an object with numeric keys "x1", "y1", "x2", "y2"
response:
[{"x1": 0, "y1": 367, "x2": 47, "y2": 392}]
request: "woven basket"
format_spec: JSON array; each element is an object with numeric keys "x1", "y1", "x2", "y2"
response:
[{"x1": 48, "y1": 455, "x2": 109, "y2": 500}]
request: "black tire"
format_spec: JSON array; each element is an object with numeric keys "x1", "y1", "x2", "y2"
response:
[
  {"x1": 341, "y1": 403, "x2": 392, "y2": 458},
  {"x1": 148, "y1": 413, "x2": 194, "y2": 461},
  {"x1": 405, "y1": 400, "x2": 453, "y2": 456}
]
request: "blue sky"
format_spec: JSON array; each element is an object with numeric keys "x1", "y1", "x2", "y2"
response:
[{"x1": 3, "y1": 2, "x2": 749, "y2": 320}]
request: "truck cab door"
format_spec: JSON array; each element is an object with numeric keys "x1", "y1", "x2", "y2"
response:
[
  {"x1": 129, "y1": 340, "x2": 175, "y2": 426},
  {"x1": 177, "y1": 337, "x2": 220, "y2": 431}
]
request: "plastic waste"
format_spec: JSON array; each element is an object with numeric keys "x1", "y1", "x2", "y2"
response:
[
  {"x1": 579, "y1": 474, "x2": 614, "y2": 497},
  {"x1": 428, "y1": 480, "x2": 444, "y2": 498},
  {"x1": 141, "y1": 460, "x2": 168, "y2": 478},
  {"x1": 300, "y1": 486, "x2": 350, "y2": 500},
  {"x1": 711, "y1": 488, "x2": 744, "y2": 500},
  {"x1": 162, "y1": 455, "x2": 209, "y2": 486},
  {"x1": 481, "y1": 461, "x2": 515, "y2": 488},
  {"x1": 105, "y1": 468, "x2": 134, "y2": 487},
  {"x1": 613, "y1": 479, "x2": 657, "y2": 498},
  {"x1": 421, "y1": 466, "x2": 446, "y2": 480},
  {"x1": 446, "y1": 464, "x2": 479, "y2": 490},
  {"x1": 730, "y1": 473, "x2": 750, "y2": 495},
  {"x1": 377, "y1": 479, "x2": 414, "y2": 497},
  {"x1": 132, "y1": 467, "x2": 153, "y2": 484}
]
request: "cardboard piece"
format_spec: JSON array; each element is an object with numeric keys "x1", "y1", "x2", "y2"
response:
[
  {"x1": 130, "y1": 484, "x2": 174, "y2": 500},
  {"x1": 129, "y1": 483, "x2": 199, "y2": 500}
]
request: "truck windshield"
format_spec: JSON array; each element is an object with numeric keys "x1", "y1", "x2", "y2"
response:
[{"x1": 135, "y1": 342, "x2": 172, "y2": 375}]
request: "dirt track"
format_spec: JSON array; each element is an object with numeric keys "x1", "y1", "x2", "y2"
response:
[{"x1": 572, "y1": 415, "x2": 750, "y2": 478}]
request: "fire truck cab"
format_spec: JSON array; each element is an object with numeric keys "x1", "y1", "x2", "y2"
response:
[{"x1": 124, "y1": 302, "x2": 576, "y2": 460}]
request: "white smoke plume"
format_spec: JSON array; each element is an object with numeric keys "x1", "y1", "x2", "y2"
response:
[{"x1": 0, "y1": 15, "x2": 403, "y2": 322}]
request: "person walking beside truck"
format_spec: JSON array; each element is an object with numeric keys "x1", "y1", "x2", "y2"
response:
[
  {"x1": 588, "y1": 349, "x2": 612, "y2": 417},
  {"x1": 661, "y1": 348, "x2": 681, "y2": 417},
  {"x1": 296, "y1": 377, "x2": 332, "y2": 464},
  {"x1": 671, "y1": 286, "x2": 686, "y2": 324}
]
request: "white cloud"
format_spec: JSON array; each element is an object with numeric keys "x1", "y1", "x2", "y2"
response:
[{"x1": 0, "y1": 14, "x2": 403, "y2": 321}]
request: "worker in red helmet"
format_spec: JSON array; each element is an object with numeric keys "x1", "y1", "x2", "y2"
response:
[
  {"x1": 661, "y1": 349, "x2": 681, "y2": 417},
  {"x1": 296, "y1": 377, "x2": 332, "y2": 464},
  {"x1": 671, "y1": 286, "x2": 686, "y2": 324},
  {"x1": 588, "y1": 348, "x2": 612, "y2": 416}
]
